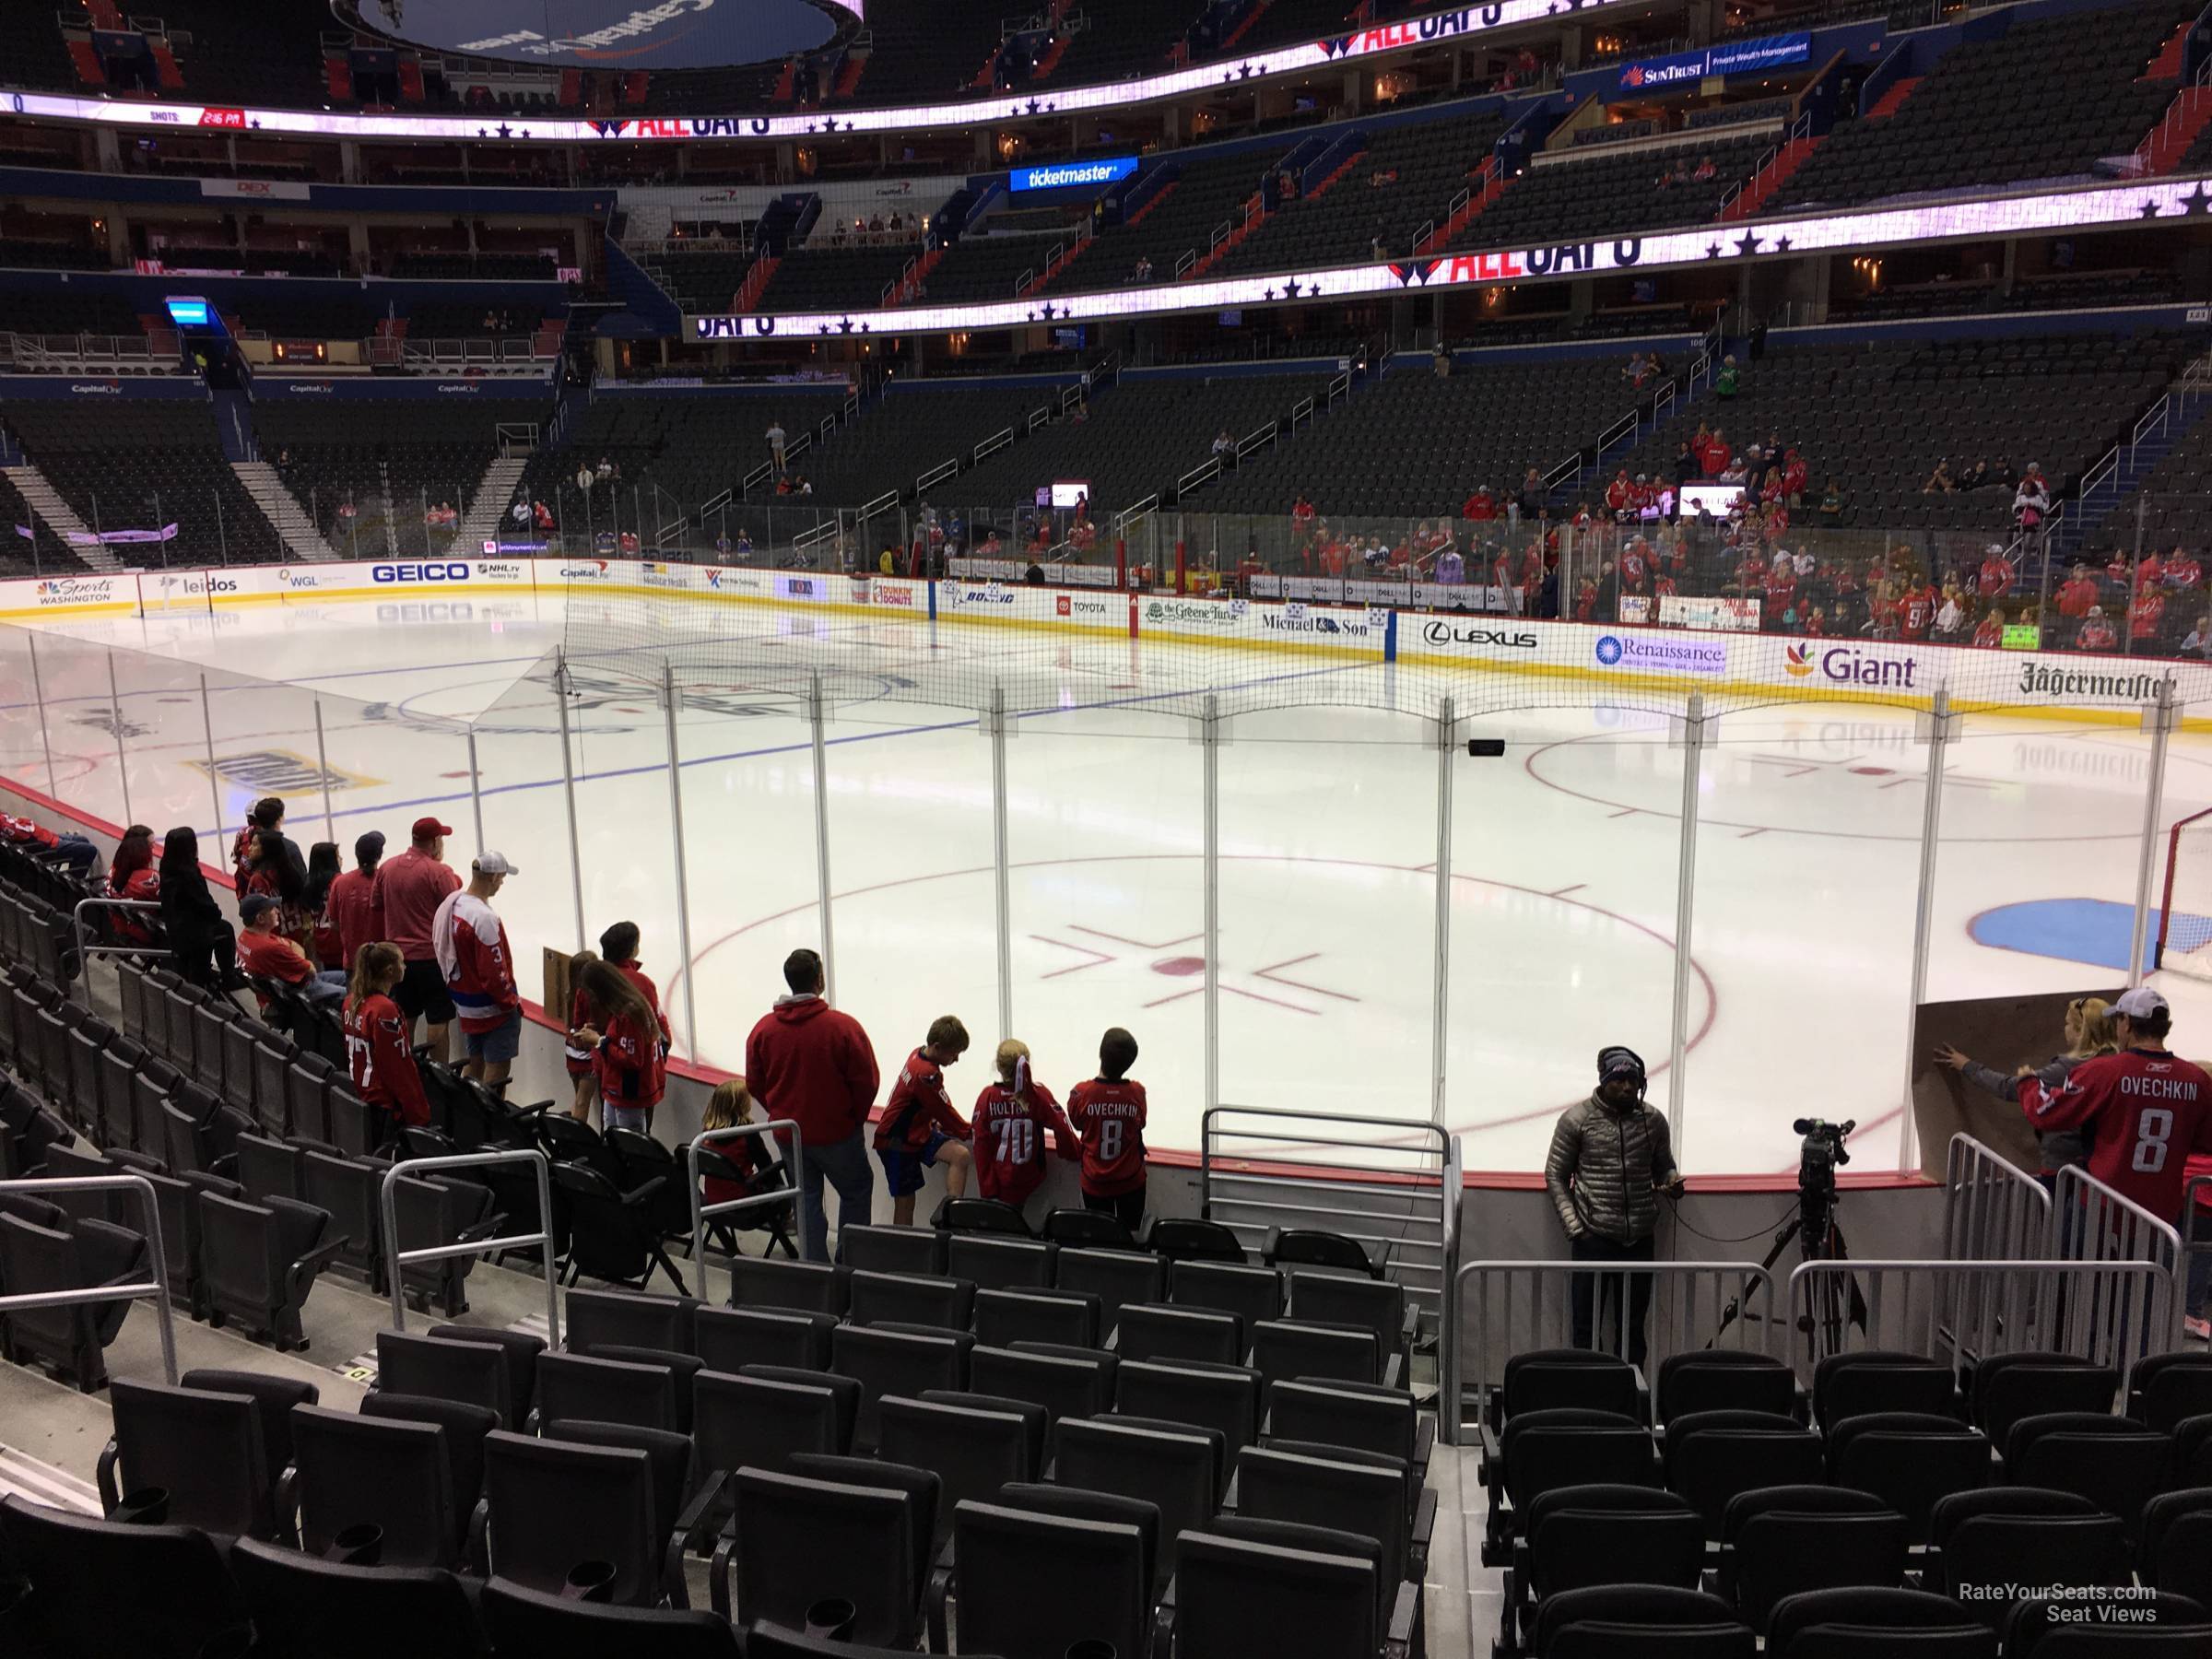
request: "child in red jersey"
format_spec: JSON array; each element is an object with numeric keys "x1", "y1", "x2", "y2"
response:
[
  {"x1": 1066, "y1": 1026, "x2": 1149, "y2": 1231},
  {"x1": 700, "y1": 1077, "x2": 760, "y2": 1210},
  {"x1": 343, "y1": 942, "x2": 429, "y2": 1129},
  {"x1": 971, "y1": 1039, "x2": 1078, "y2": 1216},
  {"x1": 564, "y1": 949, "x2": 602, "y2": 1122},
  {"x1": 873, "y1": 1015, "x2": 976, "y2": 1225}
]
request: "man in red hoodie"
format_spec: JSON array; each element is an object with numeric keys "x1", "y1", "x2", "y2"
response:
[{"x1": 745, "y1": 947, "x2": 880, "y2": 1260}]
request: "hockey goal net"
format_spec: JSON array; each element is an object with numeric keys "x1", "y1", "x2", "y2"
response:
[{"x1": 2158, "y1": 807, "x2": 2212, "y2": 978}]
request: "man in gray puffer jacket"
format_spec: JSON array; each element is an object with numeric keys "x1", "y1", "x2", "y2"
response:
[{"x1": 1545, "y1": 1045, "x2": 1682, "y2": 1366}]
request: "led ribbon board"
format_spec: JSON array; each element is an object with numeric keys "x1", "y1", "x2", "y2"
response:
[
  {"x1": 690, "y1": 175, "x2": 2212, "y2": 338},
  {"x1": 0, "y1": 0, "x2": 1632, "y2": 144}
]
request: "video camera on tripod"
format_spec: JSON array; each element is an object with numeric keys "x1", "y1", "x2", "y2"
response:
[{"x1": 1793, "y1": 1116, "x2": 1854, "y2": 1260}]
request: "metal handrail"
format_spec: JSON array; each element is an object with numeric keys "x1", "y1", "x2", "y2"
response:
[
  {"x1": 688, "y1": 1120, "x2": 805, "y2": 1268},
  {"x1": 1792, "y1": 1257, "x2": 2176, "y2": 1392},
  {"x1": 0, "y1": 1174, "x2": 176, "y2": 1382},
  {"x1": 2051, "y1": 1162, "x2": 2185, "y2": 1351},
  {"x1": 1942, "y1": 1132, "x2": 2051, "y2": 1260},
  {"x1": 379, "y1": 1149, "x2": 559, "y2": 1343},
  {"x1": 1450, "y1": 1258, "x2": 1776, "y2": 1442},
  {"x1": 69, "y1": 898, "x2": 170, "y2": 1006}
]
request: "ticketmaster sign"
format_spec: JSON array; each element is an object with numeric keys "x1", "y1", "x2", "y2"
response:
[{"x1": 1011, "y1": 156, "x2": 1140, "y2": 192}]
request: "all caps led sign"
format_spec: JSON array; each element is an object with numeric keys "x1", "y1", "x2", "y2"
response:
[{"x1": 688, "y1": 174, "x2": 2212, "y2": 339}]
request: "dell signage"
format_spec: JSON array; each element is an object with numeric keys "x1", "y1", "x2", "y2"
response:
[{"x1": 1010, "y1": 156, "x2": 1140, "y2": 192}]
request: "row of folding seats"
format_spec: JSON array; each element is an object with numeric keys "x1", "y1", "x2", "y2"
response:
[
  {"x1": 58, "y1": 1318, "x2": 1430, "y2": 1655},
  {"x1": 836, "y1": 1222, "x2": 1416, "y2": 1382},
  {"x1": 1481, "y1": 1345, "x2": 2212, "y2": 1649}
]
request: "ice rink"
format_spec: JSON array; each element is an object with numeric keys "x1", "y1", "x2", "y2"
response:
[{"x1": 7, "y1": 588, "x2": 2209, "y2": 1178}]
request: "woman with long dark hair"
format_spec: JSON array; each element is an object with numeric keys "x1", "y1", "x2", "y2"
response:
[
  {"x1": 574, "y1": 955, "x2": 665, "y2": 1134},
  {"x1": 249, "y1": 827, "x2": 311, "y2": 947},
  {"x1": 108, "y1": 824, "x2": 159, "y2": 946},
  {"x1": 303, "y1": 841, "x2": 342, "y2": 967},
  {"x1": 157, "y1": 827, "x2": 243, "y2": 991}
]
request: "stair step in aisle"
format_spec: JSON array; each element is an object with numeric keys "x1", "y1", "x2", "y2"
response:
[
  {"x1": 459, "y1": 455, "x2": 532, "y2": 548},
  {"x1": 1, "y1": 463, "x2": 122, "y2": 572},
  {"x1": 230, "y1": 461, "x2": 338, "y2": 562}
]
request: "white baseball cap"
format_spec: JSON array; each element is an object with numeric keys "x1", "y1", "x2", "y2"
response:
[
  {"x1": 2110, "y1": 986, "x2": 2168, "y2": 1022},
  {"x1": 474, "y1": 851, "x2": 522, "y2": 876}
]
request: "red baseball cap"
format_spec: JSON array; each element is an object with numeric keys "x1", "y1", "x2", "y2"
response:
[{"x1": 412, "y1": 817, "x2": 453, "y2": 840}]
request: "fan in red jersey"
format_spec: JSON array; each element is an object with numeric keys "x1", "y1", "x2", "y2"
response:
[
  {"x1": 2019, "y1": 986, "x2": 2212, "y2": 1223},
  {"x1": 873, "y1": 1015, "x2": 976, "y2": 1226},
  {"x1": 343, "y1": 941, "x2": 429, "y2": 1129},
  {"x1": 971, "y1": 1039, "x2": 1078, "y2": 1218},
  {"x1": 1065, "y1": 1026, "x2": 1150, "y2": 1232}
]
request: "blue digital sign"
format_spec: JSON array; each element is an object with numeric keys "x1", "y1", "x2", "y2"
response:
[
  {"x1": 163, "y1": 296, "x2": 211, "y2": 326},
  {"x1": 1010, "y1": 156, "x2": 1140, "y2": 193}
]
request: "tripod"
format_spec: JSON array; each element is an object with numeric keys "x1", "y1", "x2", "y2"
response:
[{"x1": 1712, "y1": 1186, "x2": 1867, "y2": 1357}]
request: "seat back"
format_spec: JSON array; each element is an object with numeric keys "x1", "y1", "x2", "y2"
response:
[
  {"x1": 1657, "y1": 1350, "x2": 1796, "y2": 1423},
  {"x1": 1288, "y1": 1272, "x2": 1403, "y2": 1355},
  {"x1": 1235, "y1": 1443, "x2": 1407, "y2": 1594},
  {"x1": 359, "y1": 1391, "x2": 498, "y2": 1531},
  {"x1": 2006, "y1": 1413, "x2": 2173, "y2": 1541},
  {"x1": 732, "y1": 1467, "x2": 918, "y2": 1646},
  {"x1": 1053, "y1": 1245, "x2": 1165, "y2": 1335},
  {"x1": 253, "y1": 1041, "x2": 293, "y2": 1136},
  {"x1": 1733, "y1": 1506, "x2": 1911, "y2": 1630},
  {"x1": 953, "y1": 1500, "x2": 1147, "y2": 1659},
  {"x1": 285, "y1": 1056, "x2": 333, "y2": 1146},
  {"x1": 728, "y1": 1253, "x2": 849, "y2": 1315},
  {"x1": 972, "y1": 1288, "x2": 1099, "y2": 1348},
  {"x1": 1147, "y1": 1217, "x2": 1246, "y2": 1264},
  {"x1": 1116, "y1": 1301, "x2": 1241, "y2": 1365},
  {"x1": 1764, "y1": 1586, "x2": 1996, "y2": 1659},
  {"x1": 877, "y1": 1394, "x2": 1036, "y2": 1547},
  {"x1": 425, "y1": 1323, "x2": 544, "y2": 1421},
  {"x1": 235, "y1": 1134, "x2": 305, "y2": 1204},
  {"x1": 695, "y1": 1367, "x2": 855, "y2": 1475},
  {"x1": 970, "y1": 1342, "x2": 1113, "y2": 1430},
  {"x1": 107, "y1": 1376, "x2": 272, "y2": 1539},
  {"x1": 1171, "y1": 1258, "x2": 1284, "y2": 1329},
  {"x1": 288, "y1": 1405, "x2": 457, "y2": 1567},
  {"x1": 830, "y1": 1324, "x2": 968, "y2": 1453},
  {"x1": 1662, "y1": 1410, "x2": 1824, "y2": 1535},
  {"x1": 532, "y1": 1349, "x2": 677, "y2": 1434},
  {"x1": 693, "y1": 1304, "x2": 836, "y2": 1373},
  {"x1": 1815, "y1": 1352, "x2": 1957, "y2": 1430},
  {"x1": 840, "y1": 1224, "x2": 946, "y2": 1276},
  {"x1": 482, "y1": 1429, "x2": 661, "y2": 1605},
  {"x1": 481, "y1": 1577, "x2": 740, "y2": 1657},
  {"x1": 1267, "y1": 1378, "x2": 1416, "y2": 1466},
  {"x1": 0, "y1": 1492, "x2": 247, "y2": 1659},
  {"x1": 1976, "y1": 1360, "x2": 2118, "y2": 1449},
  {"x1": 1503, "y1": 1350, "x2": 1640, "y2": 1422},
  {"x1": 946, "y1": 1233, "x2": 1056, "y2": 1290},
  {"x1": 300, "y1": 1150, "x2": 382, "y2": 1281},
  {"x1": 1173, "y1": 1530, "x2": 1375, "y2": 1659},
  {"x1": 1525, "y1": 1484, "x2": 1706, "y2": 1599},
  {"x1": 229, "y1": 1537, "x2": 479, "y2": 1659},
  {"x1": 1052, "y1": 1415, "x2": 1216, "y2": 1591},
  {"x1": 1117, "y1": 1359, "x2": 1261, "y2": 1477},
  {"x1": 847, "y1": 1267, "x2": 974, "y2": 1332},
  {"x1": 1827, "y1": 1412, "x2": 1992, "y2": 1543},
  {"x1": 566, "y1": 1286, "x2": 699, "y2": 1354},
  {"x1": 374, "y1": 1329, "x2": 514, "y2": 1424},
  {"x1": 1250, "y1": 1319, "x2": 1380, "y2": 1388}
]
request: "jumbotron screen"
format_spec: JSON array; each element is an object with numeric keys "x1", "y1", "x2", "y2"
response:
[{"x1": 360, "y1": 0, "x2": 854, "y2": 69}]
